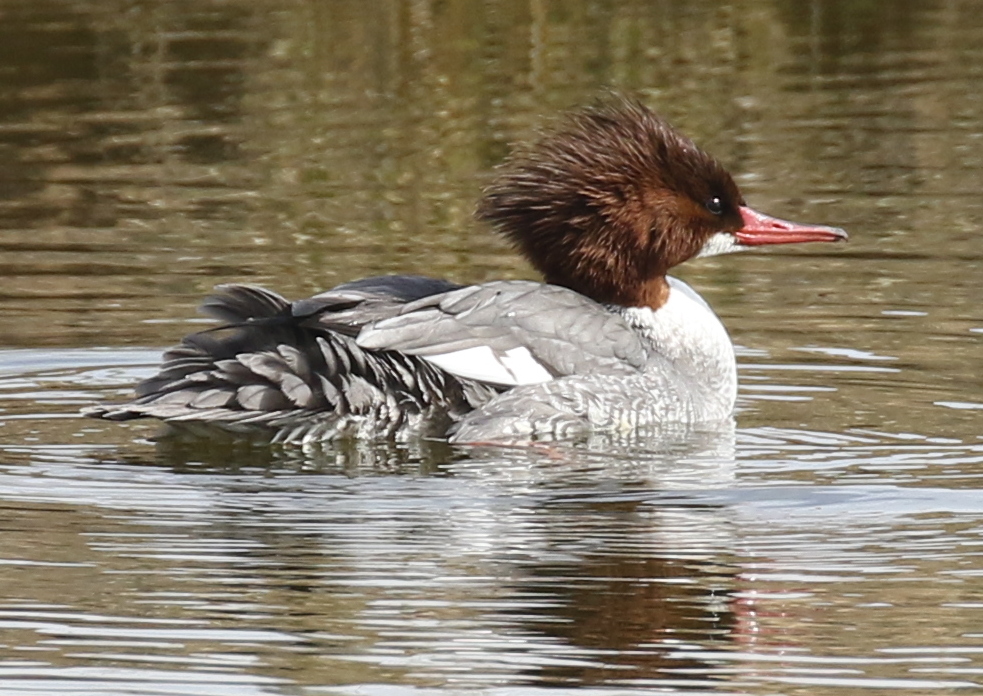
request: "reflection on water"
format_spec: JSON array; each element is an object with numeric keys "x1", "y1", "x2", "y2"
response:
[
  {"x1": 2, "y1": 405, "x2": 983, "y2": 692},
  {"x1": 1, "y1": 0, "x2": 982, "y2": 693}
]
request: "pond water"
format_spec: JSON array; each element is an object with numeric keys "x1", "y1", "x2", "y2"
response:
[{"x1": 1, "y1": 0, "x2": 983, "y2": 694}]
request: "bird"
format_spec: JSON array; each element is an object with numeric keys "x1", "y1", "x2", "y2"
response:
[{"x1": 85, "y1": 96, "x2": 847, "y2": 444}]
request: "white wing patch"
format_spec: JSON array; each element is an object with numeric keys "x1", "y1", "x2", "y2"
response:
[{"x1": 424, "y1": 345, "x2": 553, "y2": 386}]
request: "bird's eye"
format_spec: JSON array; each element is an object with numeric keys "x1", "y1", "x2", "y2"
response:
[{"x1": 706, "y1": 196, "x2": 724, "y2": 215}]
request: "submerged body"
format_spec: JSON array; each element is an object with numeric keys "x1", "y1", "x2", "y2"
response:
[{"x1": 86, "y1": 97, "x2": 846, "y2": 443}]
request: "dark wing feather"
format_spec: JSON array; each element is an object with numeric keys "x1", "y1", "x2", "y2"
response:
[
  {"x1": 85, "y1": 278, "x2": 496, "y2": 435},
  {"x1": 293, "y1": 275, "x2": 463, "y2": 337},
  {"x1": 199, "y1": 284, "x2": 290, "y2": 324}
]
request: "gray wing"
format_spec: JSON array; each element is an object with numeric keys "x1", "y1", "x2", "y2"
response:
[{"x1": 357, "y1": 280, "x2": 648, "y2": 387}]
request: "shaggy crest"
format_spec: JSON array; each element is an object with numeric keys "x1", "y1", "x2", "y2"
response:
[{"x1": 477, "y1": 96, "x2": 745, "y2": 308}]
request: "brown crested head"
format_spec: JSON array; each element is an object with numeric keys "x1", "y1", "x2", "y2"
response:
[{"x1": 477, "y1": 96, "x2": 744, "y2": 309}]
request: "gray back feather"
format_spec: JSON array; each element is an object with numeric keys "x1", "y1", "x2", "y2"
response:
[{"x1": 358, "y1": 280, "x2": 648, "y2": 378}]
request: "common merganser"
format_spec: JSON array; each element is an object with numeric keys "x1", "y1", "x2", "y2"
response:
[{"x1": 86, "y1": 97, "x2": 846, "y2": 444}]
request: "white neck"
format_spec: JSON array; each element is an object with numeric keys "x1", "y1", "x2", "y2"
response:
[{"x1": 620, "y1": 276, "x2": 737, "y2": 418}]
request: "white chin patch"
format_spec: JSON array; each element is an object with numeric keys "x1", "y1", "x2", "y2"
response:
[
  {"x1": 696, "y1": 232, "x2": 746, "y2": 258},
  {"x1": 424, "y1": 345, "x2": 553, "y2": 387}
]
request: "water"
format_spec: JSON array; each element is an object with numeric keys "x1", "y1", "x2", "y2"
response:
[{"x1": 1, "y1": 0, "x2": 983, "y2": 693}]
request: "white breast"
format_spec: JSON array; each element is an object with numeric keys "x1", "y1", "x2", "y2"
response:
[{"x1": 621, "y1": 276, "x2": 738, "y2": 413}]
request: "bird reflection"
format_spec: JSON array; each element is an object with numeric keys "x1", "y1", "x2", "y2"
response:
[
  {"x1": 505, "y1": 554, "x2": 736, "y2": 686},
  {"x1": 94, "y1": 419, "x2": 745, "y2": 688}
]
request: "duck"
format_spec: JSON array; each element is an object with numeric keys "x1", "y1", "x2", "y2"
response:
[{"x1": 85, "y1": 96, "x2": 847, "y2": 444}]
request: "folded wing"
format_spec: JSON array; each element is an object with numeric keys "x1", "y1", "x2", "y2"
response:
[{"x1": 357, "y1": 281, "x2": 648, "y2": 388}]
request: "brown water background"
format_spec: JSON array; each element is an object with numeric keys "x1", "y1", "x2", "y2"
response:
[{"x1": 1, "y1": 0, "x2": 982, "y2": 693}]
